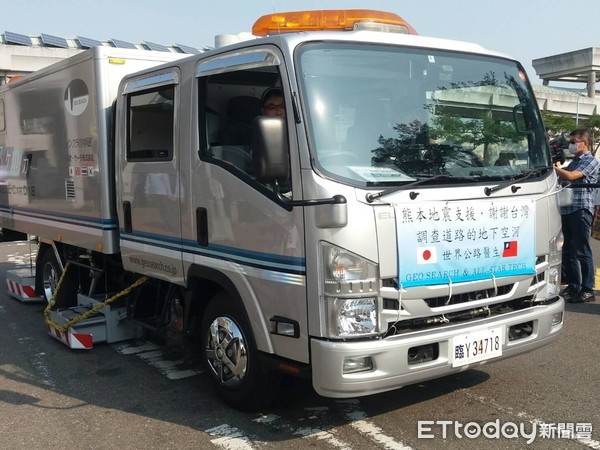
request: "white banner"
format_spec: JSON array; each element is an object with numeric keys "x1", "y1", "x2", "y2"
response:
[{"x1": 394, "y1": 199, "x2": 536, "y2": 287}]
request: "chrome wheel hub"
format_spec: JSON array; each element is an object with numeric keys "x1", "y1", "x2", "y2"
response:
[
  {"x1": 205, "y1": 316, "x2": 248, "y2": 387},
  {"x1": 42, "y1": 262, "x2": 58, "y2": 302}
]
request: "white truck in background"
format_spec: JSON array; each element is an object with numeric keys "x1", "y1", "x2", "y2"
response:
[{"x1": 0, "y1": 9, "x2": 564, "y2": 410}]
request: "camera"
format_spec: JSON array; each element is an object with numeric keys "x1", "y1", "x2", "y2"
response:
[{"x1": 549, "y1": 133, "x2": 569, "y2": 165}]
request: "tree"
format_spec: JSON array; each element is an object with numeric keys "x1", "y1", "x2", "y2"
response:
[
  {"x1": 585, "y1": 114, "x2": 600, "y2": 129},
  {"x1": 540, "y1": 111, "x2": 575, "y2": 134},
  {"x1": 429, "y1": 112, "x2": 521, "y2": 165},
  {"x1": 542, "y1": 112, "x2": 600, "y2": 153},
  {"x1": 582, "y1": 114, "x2": 600, "y2": 154},
  {"x1": 372, "y1": 120, "x2": 425, "y2": 168}
]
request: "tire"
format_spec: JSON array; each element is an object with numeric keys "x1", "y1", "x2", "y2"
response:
[
  {"x1": 39, "y1": 248, "x2": 61, "y2": 303},
  {"x1": 201, "y1": 292, "x2": 274, "y2": 410}
]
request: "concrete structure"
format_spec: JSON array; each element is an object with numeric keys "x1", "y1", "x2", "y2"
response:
[
  {"x1": 1, "y1": 33, "x2": 598, "y2": 123},
  {"x1": 534, "y1": 84, "x2": 598, "y2": 121},
  {"x1": 533, "y1": 47, "x2": 599, "y2": 96},
  {"x1": 532, "y1": 47, "x2": 600, "y2": 122},
  {"x1": 0, "y1": 45, "x2": 81, "y2": 83}
]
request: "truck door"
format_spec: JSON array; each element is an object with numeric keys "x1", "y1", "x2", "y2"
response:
[
  {"x1": 192, "y1": 48, "x2": 309, "y2": 364},
  {"x1": 117, "y1": 69, "x2": 184, "y2": 284}
]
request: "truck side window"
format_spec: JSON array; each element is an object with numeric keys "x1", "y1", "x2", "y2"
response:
[
  {"x1": 199, "y1": 76, "x2": 262, "y2": 174},
  {"x1": 197, "y1": 59, "x2": 292, "y2": 200},
  {"x1": 127, "y1": 86, "x2": 175, "y2": 161}
]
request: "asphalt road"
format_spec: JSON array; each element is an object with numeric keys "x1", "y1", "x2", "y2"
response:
[{"x1": 0, "y1": 240, "x2": 598, "y2": 449}]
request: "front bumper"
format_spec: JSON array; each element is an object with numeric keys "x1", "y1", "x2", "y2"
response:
[{"x1": 310, "y1": 297, "x2": 563, "y2": 398}]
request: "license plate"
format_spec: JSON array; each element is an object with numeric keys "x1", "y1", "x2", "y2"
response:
[{"x1": 450, "y1": 326, "x2": 503, "y2": 367}]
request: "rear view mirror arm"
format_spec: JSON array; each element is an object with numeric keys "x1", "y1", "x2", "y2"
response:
[{"x1": 274, "y1": 181, "x2": 346, "y2": 207}]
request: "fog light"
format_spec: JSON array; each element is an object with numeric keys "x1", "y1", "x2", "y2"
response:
[
  {"x1": 508, "y1": 321, "x2": 533, "y2": 341},
  {"x1": 552, "y1": 312, "x2": 563, "y2": 327},
  {"x1": 343, "y1": 356, "x2": 373, "y2": 374}
]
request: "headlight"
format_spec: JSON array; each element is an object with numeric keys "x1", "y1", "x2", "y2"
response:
[
  {"x1": 328, "y1": 251, "x2": 368, "y2": 282},
  {"x1": 320, "y1": 242, "x2": 379, "y2": 338},
  {"x1": 546, "y1": 231, "x2": 563, "y2": 298},
  {"x1": 326, "y1": 297, "x2": 377, "y2": 337},
  {"x1": 321, "y1": 243, "x2": 378, "y2": 294},
  {"x1": 547, "y1": 267, "x2": 559, "y2": 297}
]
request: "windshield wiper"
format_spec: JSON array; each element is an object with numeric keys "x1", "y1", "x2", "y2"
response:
[
  {"x1": 483, "y1": 167, "x2": 551, "y2": 196},
  {"x1": 365, "y1": 174, "x2": 477, "y2": 203}
]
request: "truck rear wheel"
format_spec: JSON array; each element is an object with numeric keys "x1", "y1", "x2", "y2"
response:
[
  {"x1": 39, "y1": 249, "x2": 61, "y2": 303},
  {"x1": 201, "y1": 292, "x2": 274, "y2": 410}
]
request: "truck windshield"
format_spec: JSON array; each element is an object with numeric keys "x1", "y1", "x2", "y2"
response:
[{"x1": 296, "y1": 42, "x2": 550, "y2": 187}]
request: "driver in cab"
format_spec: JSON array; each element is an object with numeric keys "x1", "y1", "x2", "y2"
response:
[{"x1": 261, "y1": 87, "x2": 286, "y2": 118}]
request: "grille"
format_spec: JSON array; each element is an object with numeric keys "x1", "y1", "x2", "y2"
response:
[
  {"x1": 385, "y1": 296, "x2": 535, "y2": 336},
  {"x1": 424, "y1": 284, "x2": 513, "y2": 308}
]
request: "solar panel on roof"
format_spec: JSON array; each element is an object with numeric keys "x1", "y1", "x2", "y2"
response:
[
  {"x1": 173, "y1": 43, "x2": 200, "y2": 54},
  {"x1": 4, "y1": 31, "x2": 32, "y2": 46},
  {"x1": 142, "y1": 41, "x2": 169, "y2": 52},
  {"x1": 40, "y1": 33, "x2": 69, "y2": 48},
  {"x1": 109, "y1": 38, "x2": 137, "y2": 49},
  {"x1": 76, "y1": 36, "x2": 102, "y2": 49}
]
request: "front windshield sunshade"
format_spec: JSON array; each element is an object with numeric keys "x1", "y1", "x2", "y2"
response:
[{"x1": 297, "y1": 43, "x2": 550, "y2": 187}]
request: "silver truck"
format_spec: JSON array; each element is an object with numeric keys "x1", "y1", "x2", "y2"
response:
[{"x1": 0, "y1": 9, "x2": 564, "y2": 410}]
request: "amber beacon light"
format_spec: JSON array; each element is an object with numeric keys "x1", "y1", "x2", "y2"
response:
[{"x1": 252, "y1": 9, "x2": 418, "y2": 36}]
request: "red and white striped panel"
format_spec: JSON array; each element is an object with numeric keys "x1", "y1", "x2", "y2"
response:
[
  {"x1": 48, "y1": 325, "x2": 93, "y2": 350},
  {"x1": 6, "y1": 278, "x2": 43, "y2": 302}
]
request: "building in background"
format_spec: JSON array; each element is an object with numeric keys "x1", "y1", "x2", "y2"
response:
[
  {"x1": 0, "y1": 30, "x2": 211, "y2": 84},
  {"x1": 1, "y1": 31, "x2": 598, "y2": 122}
]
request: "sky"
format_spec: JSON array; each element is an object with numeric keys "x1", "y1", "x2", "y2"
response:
[{"x1": 2, "y1": 0, "x2": 598, "y2": 88}]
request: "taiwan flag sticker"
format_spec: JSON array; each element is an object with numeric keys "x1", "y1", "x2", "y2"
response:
[
  {"x1": 417, "y1": 246, "x2": 438, "y2": 264},
  {"x1": 503, "y1": 241, "x2": 518, "y2": 257}
]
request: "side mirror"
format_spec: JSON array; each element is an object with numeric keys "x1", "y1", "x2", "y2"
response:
[{"x1": 252, "y1": 116, "x2": 289, "y2": 183}]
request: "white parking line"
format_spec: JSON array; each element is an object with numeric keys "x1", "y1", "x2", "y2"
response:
[
  {"x1": 336, "y1": 400, "x2": 413, "y2": 450},
  {"x1": 254, "y1": 410, "x2": 353, "y2": 449},
  {"x1": 294, "y1": 427, "x2": 351, "y2": 449},
  {"x1": 112, "y1": 342, "x2": 160, "y2": 354},
  {"x1": 206, "y1": 424, "x2": 257, "y2": 450},
  {"x1": 460, "y1": 389, "x2": 600, "y2": 449},
  {"x1": 254, "y1": 404, "x2": 413, "y2": 450},
  {"x1": 112, "y1": 341, "x2": 203, "y2": 380}
]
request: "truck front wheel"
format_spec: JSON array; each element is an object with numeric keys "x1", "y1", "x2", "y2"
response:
[{"x1": 201, "y1": 292, "x2": 273, "y2": 410}]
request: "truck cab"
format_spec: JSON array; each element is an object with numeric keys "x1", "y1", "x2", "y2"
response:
[{"x1": 114, "y1": 10, "x2": 563, "y2": 408}]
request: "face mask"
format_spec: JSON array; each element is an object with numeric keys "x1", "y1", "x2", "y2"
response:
[{"x1": 568, "y1": 143, "x2": 580, "y2": 154}]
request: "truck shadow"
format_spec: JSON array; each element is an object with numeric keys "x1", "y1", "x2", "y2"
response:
[
  {"x1": 0, "y1": 361, "x2": 491, "y2": 442},
  {"x1": 0, "y1": 258, "x2": 494, "y2": 444},
  {"x1": 0, "y1": 324, "x2": 492, "y2": 444}
]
